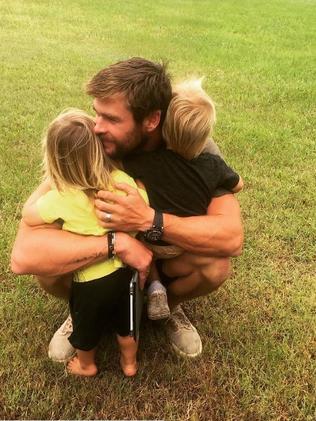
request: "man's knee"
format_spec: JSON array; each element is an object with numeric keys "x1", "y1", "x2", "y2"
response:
[
  {"x1": 163, "y1": 254, "x2": 231, "y2": 290},
  {"x1": 164, "y1": 253, "x2": 231, "y2": 281},
  {"x1": 36, "y1": 274, "x2": 72, "y2": 299},
  {"x1": 200, "y1": 257, "x2": 231, "y2": 286},
  {"x1": 36, "y1": 274, "x2": 69, "y2": 288}
]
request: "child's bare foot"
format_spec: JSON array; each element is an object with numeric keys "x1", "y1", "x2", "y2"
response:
[
  {"x1": 67, "y1": 356, "x2": 98, "y2": 377},
  {"x1": 120, "y1": 355, "x2": 138, "y2": 377}
]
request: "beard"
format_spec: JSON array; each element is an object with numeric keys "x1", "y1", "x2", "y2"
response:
[{"x1": 100, "y1": 129, "x2": 148, "y2": 160}]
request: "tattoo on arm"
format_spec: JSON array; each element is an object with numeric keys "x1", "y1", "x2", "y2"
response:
[{"x1": 72, "y1": 251, "x2": 105, "y2": 264}]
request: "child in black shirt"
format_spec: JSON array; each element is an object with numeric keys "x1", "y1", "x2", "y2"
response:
[{"x1": 124, "y1": 79, "x2": 243, "y2": 320}]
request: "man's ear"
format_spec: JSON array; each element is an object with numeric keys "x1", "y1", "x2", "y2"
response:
[{"x1": 142, "y1": 110, "x2": 161, "y2": 133}]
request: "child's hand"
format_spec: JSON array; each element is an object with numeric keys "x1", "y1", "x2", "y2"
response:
[{"x1": 115, "y1": 232, "x2": 152, "y2": 288}]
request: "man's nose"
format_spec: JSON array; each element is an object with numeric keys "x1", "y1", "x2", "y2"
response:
[{"x1": 94, "y1": 116, "x2": 106, "y2": 134}]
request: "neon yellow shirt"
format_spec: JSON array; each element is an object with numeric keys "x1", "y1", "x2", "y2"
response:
[{"x1": 36, "y1": 170, "x2": 148, "y2": 282}]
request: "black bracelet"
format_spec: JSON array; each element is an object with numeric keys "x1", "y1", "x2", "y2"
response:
[{"x1": 107, "y1": 231, "x2": 116, "y2": 258}]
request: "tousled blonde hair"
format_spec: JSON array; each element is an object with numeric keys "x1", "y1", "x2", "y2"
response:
[
  {"x1": 162, "y1": 79, "x2": 216, "y2": 160},
  {"x1": 42, "y1": 108, "x2": 116, "y2": 194}
]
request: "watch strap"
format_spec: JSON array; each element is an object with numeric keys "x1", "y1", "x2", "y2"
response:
[
  {"x1": 107, "y1": 231, "x2": 116, "y2": 258},
  {"x1": 153, "y1": 210, "x2": 163, "y2": 230}
]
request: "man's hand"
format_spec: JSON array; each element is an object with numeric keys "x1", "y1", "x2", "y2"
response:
[
  {"x1": 95, "y1": 183, "x2": 154, "y2": 232},
  {"x1": 115, "y1": 232, "x2": 153, "y2": 288}
]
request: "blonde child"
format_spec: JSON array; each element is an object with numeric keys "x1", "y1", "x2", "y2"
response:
[
  {"x1": 22, "y1": 109, "x2": 147, "y2": 377},
  {"x1": 123, "y1": 80, "x2": 243, "y2": 322}
]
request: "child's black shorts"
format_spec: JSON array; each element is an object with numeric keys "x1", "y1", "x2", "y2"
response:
[{"x1": 68, "y1": 267, "x2": 133, "y2": 351}]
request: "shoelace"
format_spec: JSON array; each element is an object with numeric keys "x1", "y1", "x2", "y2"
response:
[{"x1": 168, "y1": 308, "x2": 192, "y2": 331}]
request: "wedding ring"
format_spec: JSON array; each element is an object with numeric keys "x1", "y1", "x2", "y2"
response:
[{"x1": 104, "y1": 212, "x2": 112, "y2": 222}]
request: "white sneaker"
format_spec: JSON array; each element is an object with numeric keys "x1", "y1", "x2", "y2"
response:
[
  {"x1": 165, "y1": 305, "x2": 202, "y2": 358},
  {"x1": 48, "y1": 315, "x2": 75, "y2": 362},
  {"x1": 147, "y1": 290, "x2": 170, "y2": 320}
]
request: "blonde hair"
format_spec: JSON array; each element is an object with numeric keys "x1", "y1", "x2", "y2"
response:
[
  {"x1": 162, "y1": 79, "x2": 216, "y2": 160},
  {"x1": 42, "y1": 108, "x2": 116, "y2": 194}
]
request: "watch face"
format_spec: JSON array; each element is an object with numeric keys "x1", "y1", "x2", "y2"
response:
[{"x1": 146, "y1": 228, "x2": 163, "y2": 242}]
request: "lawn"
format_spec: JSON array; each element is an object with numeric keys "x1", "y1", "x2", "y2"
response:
[{"x1": 1, "y1": 0, "x2": 315, "y2": 420}]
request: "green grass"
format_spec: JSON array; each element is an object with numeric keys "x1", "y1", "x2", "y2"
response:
[{"x1": 1, "y1": 0, "x2": 316, "y2": 419}]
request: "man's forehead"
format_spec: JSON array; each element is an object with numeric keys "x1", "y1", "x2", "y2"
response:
[{"x1": 93, "y1": 93, "x2": 129, "y2": 110}]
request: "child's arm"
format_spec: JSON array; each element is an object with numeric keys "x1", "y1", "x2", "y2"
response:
[
  {"x1": 22, "y1": 202, "x2": 46, "y2": 226},
  {"x1": 22, "y1": 180, "x2": 51, "y2": 226},
  {"x1": 231, "y1": 176, "x2": 244, "y2": 193}
]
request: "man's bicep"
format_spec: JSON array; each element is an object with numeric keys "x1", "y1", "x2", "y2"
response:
[
  {"x1": 207, "y1": 192, "x2": 241, "y2": 217},
  {"x1": 207, "y1": 193, "x2": 244, "y2": 256}
]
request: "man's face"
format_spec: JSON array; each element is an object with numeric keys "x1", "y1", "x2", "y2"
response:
[{"x1": 93, "y1": 95, "x2": 145, "y2": 159}]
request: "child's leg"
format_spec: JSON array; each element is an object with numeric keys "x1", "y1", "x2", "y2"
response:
[
  {"x1": 117, "y1": 335, "x2": 138, "y2": 377},
  {"x1": 67, "y1": 348, "x2": 98, "y2": 377},
  {"x1": 147, "y1": 262, "x2": 170, "y2": 320}
]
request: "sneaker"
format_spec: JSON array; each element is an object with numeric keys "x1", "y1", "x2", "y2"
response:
[
  {"x1": 165, "y1": 305, "x2": 202, "y2": 358},
  {"x1": 147, "y1": 290, "x2": 170, "y2": 320},
  {"x1": 48, "y1": 315, "x2": 75, "y2": 362}
]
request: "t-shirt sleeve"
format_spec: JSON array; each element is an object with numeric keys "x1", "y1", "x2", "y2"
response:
[
  {"x1": 201, "y1": 147, "x2": 238, "y2": 196},
  {"x1": 213, "y1": 156, "x2": 240, "y2": 191},
  {"x1": 218, "y1": 161, "x2": 240, "y2": 190},
  {"x1": 36, "y1": 190, "x2": 64, "y2": 223},
  {"x1": 212, "y1": 188, "x2": 233, "y2": 198}
]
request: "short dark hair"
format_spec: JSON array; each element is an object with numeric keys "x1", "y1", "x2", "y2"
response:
[{"x1": 86, "y1": 57, "x2": 172, "y2": 124}]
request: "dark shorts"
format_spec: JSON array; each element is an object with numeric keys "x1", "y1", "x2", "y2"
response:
[{"x1": 68, "y1": 267, "x2": 133, "y2": 351}]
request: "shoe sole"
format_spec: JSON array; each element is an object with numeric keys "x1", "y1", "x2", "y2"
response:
[{"x1": 170, "y1": 340, "x2": 202, "y2": 358}]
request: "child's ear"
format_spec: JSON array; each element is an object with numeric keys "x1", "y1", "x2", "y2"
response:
[{"x1": 142, "y1": 110, "x2": 161, "y2": 133}]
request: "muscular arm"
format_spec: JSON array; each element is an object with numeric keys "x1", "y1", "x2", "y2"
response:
[
  {"x1": 11, "y1": 184, "x2": 152, "y2": 280},
  {"x1": 11, "y1": 220, "x2": 152, "y2": 283},
  {"x1": 95, "y1": 184, "x2": 244, "y2": 257},
  {"x1": 11, "y1": 220, "x2": 108, "y2": 277},
  {"x1": 163, "y1": 193, "x2": 243, "y2": 256},
  {"x1": 11, "y1": 181, "x2": 106, "y2": 276}
]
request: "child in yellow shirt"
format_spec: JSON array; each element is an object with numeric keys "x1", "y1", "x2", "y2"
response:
[{"x1": 22, "y1": 109, "x2": 147, "y2": 377}]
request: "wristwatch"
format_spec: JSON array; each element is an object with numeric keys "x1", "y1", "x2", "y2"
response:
[{"x1": 143, "y1": 210, "x2": 164, "y2": 243}]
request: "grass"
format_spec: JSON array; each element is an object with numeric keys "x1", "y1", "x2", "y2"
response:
[{"x1": 1, "y1": 0, "x2": 315, "y2": 419}]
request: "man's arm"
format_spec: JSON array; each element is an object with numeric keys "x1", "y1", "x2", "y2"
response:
[
  {"x1": 163, "y1": 193, "x2": 243, "y2": 256},
  {"x1": 11, "y1": 183, "x2": 152, "y2": 281},
  {"x1": 11, "y1": 220, "x2": 108, "y2": 276},
  {"x1": 11, "y1": 221, "x2": 152, "y2": 283},
  {"x1": 95, "y1": 183, "x2": 243, "y2": 257}
]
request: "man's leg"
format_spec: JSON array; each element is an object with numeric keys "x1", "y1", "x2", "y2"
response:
[
  {"x1": 163, "y1": 254, "x2": 231, "y2": 308},
  {"x1": 37, "y1": 274, "x2": 72, "y2": 299},
  {"x1": 160, "y1": 254, "x2": 231, "y2": 357},
  {"x1": 36, "y1": 274, "x2": 75, "y2": 362}
]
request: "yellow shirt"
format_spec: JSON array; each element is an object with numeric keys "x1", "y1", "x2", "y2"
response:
[{"x1": 36, "y1": 170, "x2": 148, "y2": 282}]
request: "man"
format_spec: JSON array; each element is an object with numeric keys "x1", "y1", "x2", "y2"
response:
[{"x1": 11, "y1": 57, "x2": 243, "y2": 361}]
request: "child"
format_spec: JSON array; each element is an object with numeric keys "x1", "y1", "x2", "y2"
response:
[
  {"x1": 22, "y1": 109, "x2": 147, "y2": 377},
  {"x1": 123, "y1": 79, "x2": 243, "y2": 321}
]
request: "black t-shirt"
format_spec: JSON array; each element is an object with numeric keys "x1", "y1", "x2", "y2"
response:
[{"x1": 123, "y1": 148, "x2": 239, "y2": 217}]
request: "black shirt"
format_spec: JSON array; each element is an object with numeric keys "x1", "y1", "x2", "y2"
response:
[{"x1": 123, "y1": 148, "x2": 239, "y2": 217}]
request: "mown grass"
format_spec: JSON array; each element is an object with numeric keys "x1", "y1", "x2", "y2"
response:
[{"x1": 1, "y1": 0, "x2": 315, "y2": 420}]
